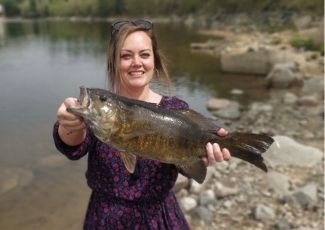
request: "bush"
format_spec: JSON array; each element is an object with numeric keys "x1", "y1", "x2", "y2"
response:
[{"x1": 290, "y1": 36, "x2": 324, "y2": 52}]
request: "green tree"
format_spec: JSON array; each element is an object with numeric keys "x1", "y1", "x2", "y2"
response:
[
  {"x1": 0, "y1": 0, "x2": 21, "y2": 16},
  {"x1": 115, "y1": 0, "x2": 125, "y2": 15}
]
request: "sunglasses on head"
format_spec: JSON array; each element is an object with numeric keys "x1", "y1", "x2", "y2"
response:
[{"x1": 111, "y1": 19, "x2": 153, "y2": 34}]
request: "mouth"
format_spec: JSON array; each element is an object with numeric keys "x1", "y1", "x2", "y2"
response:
[{"x1": 128, "y1": 71, "x2": 144, "y2": 77}]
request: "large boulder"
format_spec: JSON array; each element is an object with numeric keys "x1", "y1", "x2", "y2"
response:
[
  {"x1": 264, "y1": 135, "x2": 323, "y2": 168},
  {"x1": 265, "y1": 62, "x2": 303, "y2": 88},
  {"x1": 220, "y1": 47, "x2": 295, "y2": 75}
]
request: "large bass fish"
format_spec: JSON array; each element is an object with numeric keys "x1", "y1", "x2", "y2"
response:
[{"x1": 67, "y1": 87, "x2": 274, "y2": 184}]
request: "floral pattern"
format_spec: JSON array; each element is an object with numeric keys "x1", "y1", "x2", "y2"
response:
[{"x1": 53, "y1": 96, "x2": 190, "y2": 229}]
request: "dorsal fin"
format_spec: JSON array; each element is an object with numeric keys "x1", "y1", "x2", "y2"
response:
[{"x1": 177, "y1": 109, "x2": 221, "y2": 132}]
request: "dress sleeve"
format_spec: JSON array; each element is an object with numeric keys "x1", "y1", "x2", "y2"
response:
[
  {"x1": 161, "y1": 96, "x2": 189, "y2": 110},
  {"x1": 52, "y1": 121, "x2": 94, "y2": 160}
]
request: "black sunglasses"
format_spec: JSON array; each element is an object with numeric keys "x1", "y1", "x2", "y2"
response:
[{"x1": 111, "y1": 19, "x2": 153, "y2": 34}]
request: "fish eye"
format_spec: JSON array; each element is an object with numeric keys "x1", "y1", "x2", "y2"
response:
[{"x1": 99, "y1": 95, "x2": 107, "y2": 102}]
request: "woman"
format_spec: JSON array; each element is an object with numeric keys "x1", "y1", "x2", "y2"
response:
[{"x1": 53, "y1": 19, "x2": 231, "y2": 229}]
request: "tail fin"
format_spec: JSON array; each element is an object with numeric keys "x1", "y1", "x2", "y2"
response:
[{"x1": 213, "y1": 132, "x2": 274, "y2": 172}]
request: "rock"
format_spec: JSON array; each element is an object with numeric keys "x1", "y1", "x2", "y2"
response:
[
  {"x1": 254, "y1": 204, "x2": 276, "y2": 221},
  {"x1": 214, "y1": 182, "x2": 239, "y2": 198},
  {"x1": 214, "y1": 160, "x2": 230, "y2": 173},
  {"x1": 246, "y1": 102, "x2": 273, "y2": 120},
  {"x1": 174, "y1": 174, "x2": 189, "y2": 193},
  {"x1": 297, "y1": 95, "x2": 319, "y2": 106},
  {"x1": 273, "y1": 218, "x2": 292, "y2": 230},
  {"x1": 264, "y1": 136, "x2": 323, "y2": 167},
  {"x1": 221, "y1": 47, "x2": 295, "y2": 75},
  {"x1": 222, "y1": 200, "x2": 234, "y2": 209},
  {"x1": 177, "y1": 189, "x2": 189, "y2": 199},
  {"x1": 284, "y1": 183, "x2": 318, "y2": 208},
  {"x1": 212, "y1": 101, "x2": 241, "y2": 120},
  {"x1": 230, "y1": 88, "x2": 244, "y2": 95},
  {"x1": 190, "y1": 180, "x2": 206, "y2": 194},
  {"x1": 207, "y1": 98, "x2": 231, "y2": 111},
  {"x1": 282, "y1": 92, "x2": 298, "y2": 104},
  {"x1": 180, "y1": 197, "x2": 198, "y2": 211},
  {"x1": 199, "y1": 189, "x2": 215, "y2": 206},
  {"x1": 190, "y1": 41, "x2": 216, "y2": 50},
  {"x1": 265, "y1": 62, "x2": 303, "y2": 88},
  {"x1": 301, "y1": 77, "x2": 324, "y2": 99},
  {"x1": 266, "y1": 171, "x2": 291, "y2": 196},
  {"x1": 189, "y1": 167, "x2": 215, "y2": 194},
  {"x1": 193, "y1": 206, "x2": 214, "y2": 223}
]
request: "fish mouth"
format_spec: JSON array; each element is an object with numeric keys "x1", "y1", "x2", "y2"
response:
[
  {"x1": 66, "y1": 86, "x2": 90, "y2": 117},
  {"x1": 79, "y1": 86, "x2": 90, "y2": 108}
]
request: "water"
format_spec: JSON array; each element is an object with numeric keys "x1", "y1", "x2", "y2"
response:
[{"x1": 0, "y1": 19, "x2": 268, "y2": 229}]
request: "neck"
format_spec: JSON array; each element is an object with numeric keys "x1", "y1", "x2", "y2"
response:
[
  {"x1": 118, "y1": 85, "x2": 151, "y2": 101},
  {"x1": 118, "y1": 85, "x2": 162, "y2": 104}
]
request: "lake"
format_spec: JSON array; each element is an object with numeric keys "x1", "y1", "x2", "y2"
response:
[{"x1": 0, "y1": 19, "x2": 268, "y2": 229}]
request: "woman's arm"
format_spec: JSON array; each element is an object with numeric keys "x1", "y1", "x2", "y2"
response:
[{"x1": 53, "y1": 97, "x2": 91, "y2": 160}]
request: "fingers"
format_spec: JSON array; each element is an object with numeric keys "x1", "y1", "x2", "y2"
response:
[
  {"x1": 212, "y1": 143, "x2": 222, "y2": 161},
  {"x1": 217, "y1": 128, "x2": 229, "y2": 136},
  {"x1": 59, "y1": 119, "x2": 86, "y2": 131},
  {"x1": 222, "y1": 148, "x2": 231, "y2": 161},
  {"x1": 57, "y1": 97, "x2": 85, "y2": 132},
  {"x1": 205, "y1": 143, "x2": 215, "y2": 166},
  {"x1": 204, "y1": 142, "x2": 231, "y2": 167},
  {"x1": 204, "y1": 127, "x2": 230, "y2": 166}
]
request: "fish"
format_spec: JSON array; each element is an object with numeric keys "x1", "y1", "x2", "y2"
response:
[{"x1": 67, "y1": 87, "x2": 274, "y2": 184}]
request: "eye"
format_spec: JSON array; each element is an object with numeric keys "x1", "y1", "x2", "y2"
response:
[
  {"x1": 99, "y1": 95, "x2": 107, "y2": 102},
  {"x1": 120, "y1": 54, "x2": 131, "y2": 60},
  {"x1": 141, "y1": 53, "x2": 150, "y2": 58}
]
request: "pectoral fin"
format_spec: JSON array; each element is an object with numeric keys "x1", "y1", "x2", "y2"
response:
[
  {"x1": 119, "y1": 152, "x2": 137, "y2": 173},
  {"x1": 180, "y1": 160, "x2": 207, "y2": 184}
]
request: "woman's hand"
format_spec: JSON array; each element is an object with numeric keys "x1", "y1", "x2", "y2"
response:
[
  {"x1": 203, "y1": 128, "x2": 231, "y2": 167},
  {"x1": 57, "y1": 97, "x2": 86, "y2": 145}
]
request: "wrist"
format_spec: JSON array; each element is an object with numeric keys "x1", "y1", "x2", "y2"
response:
[{"x1": 58, "y1": 125, "x2": 86, "y2": 146}]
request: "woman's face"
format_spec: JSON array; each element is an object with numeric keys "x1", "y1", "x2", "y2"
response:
[{"x1": 119, "y1": 31, "x2": 155, "y2": 90}]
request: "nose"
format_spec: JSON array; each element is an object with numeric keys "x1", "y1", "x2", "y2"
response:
[{"x1": 132, "y1": 55, "x2": 142, "y2": 67}]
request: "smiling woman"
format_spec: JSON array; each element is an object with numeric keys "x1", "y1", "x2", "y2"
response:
[{"x1": 53, "y1": 19, "x2": 232, "y2": 229}]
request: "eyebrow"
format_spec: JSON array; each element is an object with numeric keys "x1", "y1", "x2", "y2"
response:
[{"x1": 121, "y1": 49, "x2": 152, "y2": 53}]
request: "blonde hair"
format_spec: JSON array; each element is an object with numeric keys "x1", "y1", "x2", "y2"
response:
[{"x1": 107, "y1": 22, "x2": 172, "y2": 93}]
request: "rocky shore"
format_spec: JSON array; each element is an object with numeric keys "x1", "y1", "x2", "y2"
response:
[{"x1": 176, "y1": 17, "x2": 324, "y2": 230}]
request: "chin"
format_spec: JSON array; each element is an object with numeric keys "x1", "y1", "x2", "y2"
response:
[{"x1": 128, "y1": 78, "x2": 150, "y2": 87}]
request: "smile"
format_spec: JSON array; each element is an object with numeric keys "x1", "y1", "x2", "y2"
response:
[{"x1": 129, "y1": 71, "x2": 144, "y2": 76}]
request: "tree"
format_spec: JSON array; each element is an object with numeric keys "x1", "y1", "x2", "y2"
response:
[{"x1": 114, "y1": 0, "x2": 125, "y2": 15}]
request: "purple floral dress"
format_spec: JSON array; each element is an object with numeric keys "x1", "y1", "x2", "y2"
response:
[{"x1": 53, "y1": 96, "x2": 191, "y2": 230}]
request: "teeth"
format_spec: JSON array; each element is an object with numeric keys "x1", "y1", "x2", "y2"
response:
[{"x1": 129, "y1": 71, "x2": 143, "y2": 76}]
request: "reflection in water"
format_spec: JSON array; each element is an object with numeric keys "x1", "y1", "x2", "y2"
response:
[
  {"x1": 0, "y1": 20, "x2": 269, "y2": 229},
  {"x1": 0, "y1": 19, "x2": 4, "y2": 46}
]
